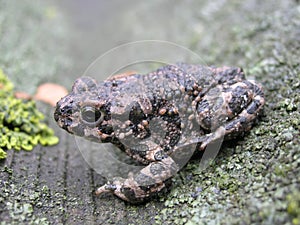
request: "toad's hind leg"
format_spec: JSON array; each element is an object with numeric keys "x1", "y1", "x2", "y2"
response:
[
  {"x1": 95, "y1": 154, "x2": 179, "y2": 203},
  {"x1": 222, "y1": 81, "x2": 265, "y2": 138},
  {"x1": 199, "y1": 82, "x2": 265, "y2": 150}
]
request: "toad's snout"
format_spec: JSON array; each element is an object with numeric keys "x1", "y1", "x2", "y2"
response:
[
  {"x1": 53, "y1": 96, "x2": 75, "y2": 132},
  {"x1": 54, "y1": 99, "x2": 65, "y2": 122},
  {"x1": 54, "y1": 105, "x2": 61, "y2": 122}
]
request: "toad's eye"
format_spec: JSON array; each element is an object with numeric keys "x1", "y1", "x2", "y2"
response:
[{"x1": 80, "y1": 106, "x2": 103, "y2": 126}]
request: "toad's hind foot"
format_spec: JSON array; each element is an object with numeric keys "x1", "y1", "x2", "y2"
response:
[{"x1": 95, "y1": 156, "x2": 179, "y2": 203}]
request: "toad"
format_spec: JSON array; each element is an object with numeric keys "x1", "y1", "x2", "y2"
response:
[{"x1": 54, "y1": 63, "x2": 265, "y2": 203}]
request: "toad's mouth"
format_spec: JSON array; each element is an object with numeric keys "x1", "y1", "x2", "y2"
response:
[{"x1": 54, "y1": 117, "x2": 74, "y2": 135}]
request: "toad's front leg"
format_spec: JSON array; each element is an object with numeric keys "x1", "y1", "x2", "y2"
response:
[{"x1": 95, "y1": 153, "x2": 179, "y2": 203}]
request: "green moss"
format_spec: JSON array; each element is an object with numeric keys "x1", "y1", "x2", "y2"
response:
[
  {"x1": 0, "y1": 69, "x2": 59, "y2": 159},
  {"x1": 3, "y1": 201, "x2": 50, "y2": 225},
  {"x1": 0, "y1": 148, "x2": 7, "y2": 159},
  {"x1": 287, "y1": 191, "x2": 300, "y2": 225}
]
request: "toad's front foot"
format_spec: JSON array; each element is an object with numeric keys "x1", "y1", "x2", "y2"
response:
[
  {"x1": 96, "y1": 177, "x2": 141, "y2": 201},
  {"x1": 96, "y1": 177, "x2": 167, "y2": 203},
  {"x1": 95, "y1": 156, "x2": 179, "y2": 203}
]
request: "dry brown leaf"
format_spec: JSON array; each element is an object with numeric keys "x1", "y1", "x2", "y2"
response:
[{"x1": 34, "y1": 83, "x2": 68, "y2": 106}]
